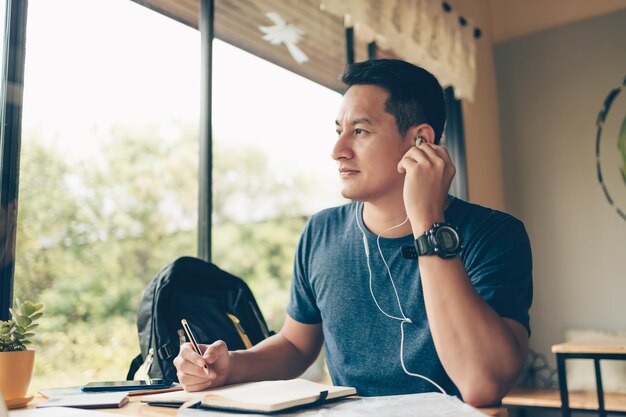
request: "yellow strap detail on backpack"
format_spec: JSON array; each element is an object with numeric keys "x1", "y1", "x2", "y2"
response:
[{"x1": 226, "y1": 313, "x2": 253, "y2": 349}]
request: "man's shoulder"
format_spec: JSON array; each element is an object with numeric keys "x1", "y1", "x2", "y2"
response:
[
  {"x1": 307, "y1": 202, "x2": 355, "y2": 227},
  {"x1": 449, "y1": 197, "x2": 525, "y2": 231},
  {"x1": 297, "y1": 202, "x2": 355, "y2": 254},
  {"x1": 449, "y1": 198, "x2": 530, "y2": 254}
]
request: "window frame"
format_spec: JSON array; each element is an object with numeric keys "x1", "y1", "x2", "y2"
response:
[
  {"x1": 0, "y1": 0, "x2": 27, "y2": 320},
  {"x1": 444, "y1": 87, "x2": 469, "y2": 201},
  {"x1": 198, "y1": 0, "x2": 213, "y2": 261}
]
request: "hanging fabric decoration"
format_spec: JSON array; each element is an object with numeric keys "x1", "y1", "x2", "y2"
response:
[
  {"x1": 320, "y1": 0, "x2": 478, "y2": 101},
  {"x1": 259, "y1": 12, "x2": 310, "y2": 65}
]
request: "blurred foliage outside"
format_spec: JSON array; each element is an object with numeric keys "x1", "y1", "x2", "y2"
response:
[{"x1": 15, "y1": 123, "x2": 312, "y2": 391}]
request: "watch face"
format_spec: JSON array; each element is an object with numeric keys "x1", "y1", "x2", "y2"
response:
[{"x1": 435, "y1": 226, "x2": 460, "y2": 251}]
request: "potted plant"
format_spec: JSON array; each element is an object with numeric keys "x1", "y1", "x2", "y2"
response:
[{"x1": 0, "y1": 299, "x2": 43, "y2": 408}]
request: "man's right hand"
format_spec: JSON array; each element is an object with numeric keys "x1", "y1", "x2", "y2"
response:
[{"x1": 174, "y1": 340, "x2": 231, "y2": 391}]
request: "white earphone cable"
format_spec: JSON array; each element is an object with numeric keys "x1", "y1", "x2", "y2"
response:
[
  {"x1": 376, "y1": 218, "x2": 410, "y2": 320},
  {"x1": 355, "y1": 202, "x2": 447, "y2": 395},
  {"x1": 399, "y1": 320, "x2": 447, "y2": 394},
  {"x1": 355, "y1": 204, "x2": 405, "y2": 321}
]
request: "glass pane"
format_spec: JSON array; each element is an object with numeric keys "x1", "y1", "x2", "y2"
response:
[
  {"x1": 15, "y1": 0, "x2": 199, "y2": 390},
  {"x1": 212, "y1": 39, "x2": 346, "y2": 380}
]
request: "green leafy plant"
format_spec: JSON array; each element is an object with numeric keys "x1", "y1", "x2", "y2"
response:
[{"x1": 0, "y1": 299, "x2": 44, "y2": 352}]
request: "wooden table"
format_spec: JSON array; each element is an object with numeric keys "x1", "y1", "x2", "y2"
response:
[
  {"x1": 27, "y1": 394, "x2": 507, "y2": 416},
  {"x1": 552, "y1": 341, "x2": 626, "y2": 417}
]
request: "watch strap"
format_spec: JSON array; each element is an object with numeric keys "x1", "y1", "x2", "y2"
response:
[
  {"x1": 401, "y1": 223, "x2": 462, "y2": 260},
  {"x1": 401, "y1": 245, "x2": 418, "y2": 259},
  {"x1": 415, "y1": 233, "x2": 435, "y2": 256}
]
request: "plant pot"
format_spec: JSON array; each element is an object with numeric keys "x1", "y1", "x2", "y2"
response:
[{"x1": 0, "y1": 349, "x2": 35, "y2": 401}]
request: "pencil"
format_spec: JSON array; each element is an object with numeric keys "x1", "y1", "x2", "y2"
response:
[{"x1": 181, "y1": 319, "x2": 210, "y2": 376}]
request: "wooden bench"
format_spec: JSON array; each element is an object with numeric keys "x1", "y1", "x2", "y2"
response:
[
  {"x1": 503, "y1": 388, "x2": 626, "y2": 415},
  {"x1": 503, "y1": 341, "x2": 626, "y2": 416}
]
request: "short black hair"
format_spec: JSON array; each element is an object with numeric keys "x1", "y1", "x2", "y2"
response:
[{"x1": 340, "y1": 59, "x2": 446, "y2": 144}]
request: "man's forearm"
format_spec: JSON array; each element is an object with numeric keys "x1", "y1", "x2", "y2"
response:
[
  {"x1": 419, "y1": 257, "x2": 527, "y2": 406},
  {"x1": 226, "y1": 333, "x2": 319, "y2": 385}
]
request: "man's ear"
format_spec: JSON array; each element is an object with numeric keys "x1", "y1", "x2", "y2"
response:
[{"x1": 407, "y1": 123, "x2": 436, "y2": 144}]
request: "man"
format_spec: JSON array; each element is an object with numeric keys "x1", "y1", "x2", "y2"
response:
[{"x1": 174, "y1": 59, "x2": 532, "y2": 407}]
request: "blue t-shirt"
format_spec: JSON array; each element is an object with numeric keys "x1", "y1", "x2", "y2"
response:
[{"x1": 286, "y1": 198, "x2": 533, "y2": 397}]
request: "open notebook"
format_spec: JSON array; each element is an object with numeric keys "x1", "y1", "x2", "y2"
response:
[{"x1": 143, "y1": 379, "x2": 356, "y2": 413}]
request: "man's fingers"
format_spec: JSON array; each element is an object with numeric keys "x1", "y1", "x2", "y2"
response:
[
  {"x1": 397, "y1": 155, "x2": 418, "y2": 173},
  {"x1": 179, "y1": 342, "x2": 209, "y2": 369},
  {"x1": 424, "y1": 143, "x2": 453, "y2": 165},
  {"x1": 398, "y1": 142, "x2": 435, "y2": 171},
  {"x1": 176, "y1": 342, "x2": 227, "y2": 392},
  {"x1": 410, "y1": 144, "x2": 455, "y2": 177},
  {"x1": 405, "y1": 146, "x2": 435, "y2": 165},
  {"x1": 203, "y1": 340, "x2": 228, "y2": 364},
  {"x1": 177, "y1": 372, "x2": 214, "y2": 391},
  {"x1": 415, "y1": 143, "x2": 448, "y2": 167},
  {"x1": 398, "y1": 143, "x2": 456, "y2": 180},
  {"x1": 183, "y1": 381, "x2": 210, "y2": 392},
  {"x1": 178, "y1": 356, "x2": 213, "y2": 378},
  {"x1": 422, "y1": 144, "x2": 456, "y2": 178}
]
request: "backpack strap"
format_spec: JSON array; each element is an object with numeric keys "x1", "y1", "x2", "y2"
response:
[
  {"x1": 126, "y1": 353, "x2": 144, "y2": 380},
  {"x1": 157, "y1": 342, "x2": 178, "y2": 362}
]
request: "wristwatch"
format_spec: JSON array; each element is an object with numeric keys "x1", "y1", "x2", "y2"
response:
[{"x1": 413, "y1": 223, "x2": 463, "y2": 259}]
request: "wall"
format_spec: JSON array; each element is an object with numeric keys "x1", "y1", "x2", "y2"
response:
[
  {"x1": 491, "y1": 0, "x2": 626, "y2": 43},
  {"x1": 444, "y1": 0, "x2": 626, "y2": 217},
  {"x1": 447, "y1": 0, "x2": 506, "y2": 210},
  {"x1": 495, "y1": 9, "x2": 626, "y2": 370}
]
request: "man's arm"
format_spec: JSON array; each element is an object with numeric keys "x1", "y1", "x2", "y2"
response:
[
  {"x1": 174, "y1": 316, "x2": 323, "y2": 391},
  {"x1": 398, "y1": 137, "x2": 528, "y2": 406},
  {"x1": 227, "y1": 316, "x2": 324, "y2": 384},
  {"x1": 419, "y1": 256, "x2": 528, "y2": 406}
]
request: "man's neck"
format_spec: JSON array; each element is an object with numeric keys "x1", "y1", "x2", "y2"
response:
[
  {"x1": 361, "y1": 199, "x2": 413, "y2": 238},
  {"x1": 361, "y1": 195, "x2": 452, "y2": 238}
]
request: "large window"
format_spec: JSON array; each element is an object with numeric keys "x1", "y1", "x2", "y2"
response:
[
  {"x1": 13, "y1": 0, "x2": 346, "y2": 390},
  {"x1": 4, "y1": 0, "x2": 471, "y2": 391},
  {"x1": 16, "y1": 0, "x2": 199, "y2": 389}
]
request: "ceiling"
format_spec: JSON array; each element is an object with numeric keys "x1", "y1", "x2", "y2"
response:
[
  {"x1": 130, "y1": 0, "x2": 626, "y2": 86},
  {"x1": 491, "y1": 0, "x2": 626, "y2": 43},
  {"x1": 131, "y1": 0, "x2": 382, "y2": 92}
]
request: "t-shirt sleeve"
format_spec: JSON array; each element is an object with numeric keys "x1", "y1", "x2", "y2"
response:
[
  {"x1": 463, "y1": 215, "x2": 533, "y2": 335},
  {"x1": 286, "y1": 220, "x2": 322, "y2": 324}
]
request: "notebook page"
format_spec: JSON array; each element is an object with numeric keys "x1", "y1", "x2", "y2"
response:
[{"x1": 203, "y1": 379, "x2": 346, "y2": 406}]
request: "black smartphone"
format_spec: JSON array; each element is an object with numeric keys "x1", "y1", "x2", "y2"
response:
[{"x1": 81, "y1": 379, "x2": 173, "y2": 392}]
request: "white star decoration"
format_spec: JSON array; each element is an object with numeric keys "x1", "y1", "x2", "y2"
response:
[{"x1": 259, "y1": 12, "x2": 309, "y2": 64}]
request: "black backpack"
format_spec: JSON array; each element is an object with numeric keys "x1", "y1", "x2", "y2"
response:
[{"x1": 127, "y1": 256, "x2": 273, "y2": 381}]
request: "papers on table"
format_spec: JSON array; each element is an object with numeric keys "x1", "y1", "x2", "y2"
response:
[
  {"x1": 10, "y1": 407, "x2": 121, "y2": 417},
  {"x1": 35, "y1": 392, "x2": 129, "y2": 409}
]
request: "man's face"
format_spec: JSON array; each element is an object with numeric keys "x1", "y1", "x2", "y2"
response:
[{"x1": 333, "y1": 85, "x2": 413, "y2": 203}]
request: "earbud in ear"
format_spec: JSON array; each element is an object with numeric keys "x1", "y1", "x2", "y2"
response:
[{"x1": 415, "y1": 136, "x2": 424, "y2": 146}]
